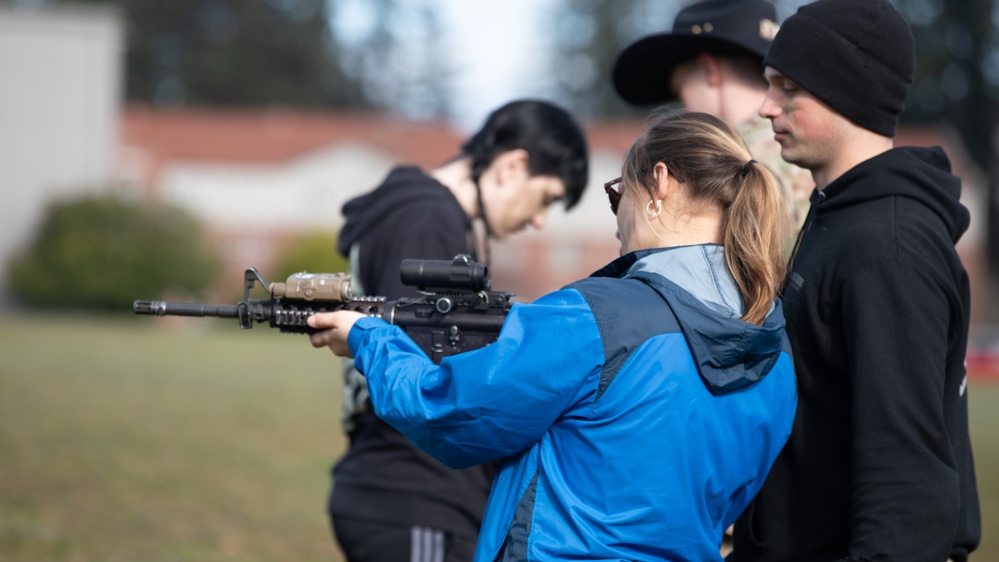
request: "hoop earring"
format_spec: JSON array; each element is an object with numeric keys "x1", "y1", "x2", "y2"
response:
[{"x1": 646, "y1": 199, "x2": 662, "y2": 218}]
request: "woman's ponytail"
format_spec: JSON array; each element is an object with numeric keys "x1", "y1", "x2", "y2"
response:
[
  {"x1": 724, "y1": 160, "x2": 788, "y2": 325},
  {"x1": 623, "y1": 110, "x2": 789, "y2": 325}
]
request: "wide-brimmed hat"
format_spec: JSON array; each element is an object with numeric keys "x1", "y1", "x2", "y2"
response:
[{"x1": 613, "y1": 0, "x2": 780, "y2": 105}]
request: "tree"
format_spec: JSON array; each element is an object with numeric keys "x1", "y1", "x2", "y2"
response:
[
  {"x1": 332, "y1": 0, "x2": 455, "y2": 120},
  {"x1": 544, "y1": 0, "x2": 678, "y2": 119},
  {"x1": 57, "y1": 0, "x2": 454, "y2": 117},
  {"x1": 7, "y1": 194, "x2": 220, "y2": 310},
  {"x1": 57, "y1": 0, "x2": 368, "y2": 108},
  {"x1": 271, "y1": 230, "x2": 348, "y2": 282}
]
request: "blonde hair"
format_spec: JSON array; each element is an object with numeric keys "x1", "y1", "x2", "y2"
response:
[{"x1": 622, "y1": 110, "x2": 789, "y2": 325}]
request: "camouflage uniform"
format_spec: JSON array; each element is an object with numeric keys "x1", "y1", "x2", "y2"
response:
[{"x1": 737, "y1": 114, "x2": 813, "y2": 256}]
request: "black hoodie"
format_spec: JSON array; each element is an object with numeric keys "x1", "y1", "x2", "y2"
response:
[
  {"x1": 337, "y1": 165, "x2": 475, "y2": 297},
  {"x1": 732, "y1": 146, "x2": 981, "y2": 562},
  {"x1": 330, "y1": 166, "x2": 493, "y2": 539}
]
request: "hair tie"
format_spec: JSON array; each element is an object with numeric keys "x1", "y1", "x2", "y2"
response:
[{"x1": 740, "y1": 159, "x2": 757, "y2": 177}]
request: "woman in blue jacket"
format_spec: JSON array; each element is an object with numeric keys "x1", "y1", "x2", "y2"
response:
[{"x1": 308, "y1": 110, "x2": 797, "y2": 562}]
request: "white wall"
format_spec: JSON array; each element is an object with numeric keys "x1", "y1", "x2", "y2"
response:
[
  {"x1": 160, "y1": 142, "x2": 398, "y2": 230},
  {"x1": 0, "y1": 5, "x2": 123, "y2": 307}
]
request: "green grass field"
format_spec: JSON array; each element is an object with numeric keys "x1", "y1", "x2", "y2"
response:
[
  {"x1": 0, "y1": 313, "x2": 347, "y2": 561},
  {"x1": 0, "y1": 313, "x2": 996, "y2": 561}
]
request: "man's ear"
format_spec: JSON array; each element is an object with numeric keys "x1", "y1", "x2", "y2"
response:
[
  {"x1": 493, "y1": 149, "x2": 530, "y2": 187},
  {"x1": 695, "y1": 53, "x2": 723, "y2": 88}
]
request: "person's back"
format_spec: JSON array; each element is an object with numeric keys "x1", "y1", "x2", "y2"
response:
[
  {"x1": 730, "y1": 1, "x2": 981, "y2": 560},
  {"x1": 328, "y1": 99, "x2": 589, "y2": 562},
  {"x1": 467, "y1": 251, "x2": 795, "y2": 560}
]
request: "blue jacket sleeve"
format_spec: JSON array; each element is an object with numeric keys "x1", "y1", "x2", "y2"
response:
[{"x1": 349, "y1": 288, "x2": 604, "y2": 469}]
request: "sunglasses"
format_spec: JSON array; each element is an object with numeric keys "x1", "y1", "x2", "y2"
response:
[{"x1": 604, "y1": 177, "x2": 623, "y2": 215}]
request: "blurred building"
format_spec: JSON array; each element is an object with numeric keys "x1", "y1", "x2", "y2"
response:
[
  {"x1": 0, "y1": 4, "x2": 123, "y2": 309},
  {"x1": 118, "y1": 105, "x2": 465, "y2": 296},
  {"x1": 115, "y1": 105, "x2": 636, "y2": 302}
]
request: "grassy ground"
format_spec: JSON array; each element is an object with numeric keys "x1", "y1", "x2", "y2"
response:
[
  {"x1": 971, "y1": 381, "x2": 999, "y2": 561},
  {"x1": 0, "y1": 313, "x2": 997, "y2": 561},
  {"x1": 0, "y1": 313, "x2": 347, "y2": 562}
]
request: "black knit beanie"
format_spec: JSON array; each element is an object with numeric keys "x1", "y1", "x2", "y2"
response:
[{"x1": 764, "y1": 0, "x2": 915, "y2": 137}]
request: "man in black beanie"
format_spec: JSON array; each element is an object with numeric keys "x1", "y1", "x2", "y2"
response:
[{"x1": 729, "y1": 0, "x2": 981, "y2": 561}]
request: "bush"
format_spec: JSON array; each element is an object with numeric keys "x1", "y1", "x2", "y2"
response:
[
  {"x1": 7, "y1": 193, "x2": 220, "y2": 310},
  {"x1": 271, "y1": 230, "x2": 349, "y2": 281}
]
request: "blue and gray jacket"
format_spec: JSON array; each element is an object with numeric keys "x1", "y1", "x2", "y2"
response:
[{"x1": 348, "y1": 245, "x2": 797, "y2": 561}]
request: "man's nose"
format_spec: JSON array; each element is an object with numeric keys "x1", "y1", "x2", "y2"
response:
[
  {"x1": 531, "y1": 207, "x2": 549, "y2": 230},
  {"x1": 759, "y1": 90, "x2": 779, "y2": 119}
]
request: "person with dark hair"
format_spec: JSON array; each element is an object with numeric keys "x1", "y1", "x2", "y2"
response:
[
  {"x1": 309, "y1": 109, "x2": 797, "y2": 561},
  {"x1": 612, "y1": 0, "x2": 812, "y2": 253},
  {"x1": 327, "y1": 99, "x2": 589, "y2": 562},
  {"x1": 729, "y1": 1, "x2": 981, "y2": 561}
]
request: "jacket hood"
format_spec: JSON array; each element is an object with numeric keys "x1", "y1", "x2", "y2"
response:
[
  {"x1": 818, "y1": 146, "x2": 969, "y2": 244},
  {"x1": 592, "y1": 247, "x2": 787, "y2": 395},
  {"x1": 337, "y1": 166, "x2": 463, "y2": 255}
]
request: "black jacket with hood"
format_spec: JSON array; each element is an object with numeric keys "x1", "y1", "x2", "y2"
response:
[
  {"x1": 330, "y1": 166, "x2": 493, "y2": 539},
  {"x1": 731, "y1": 146, "x2": 981, "y2": 562}
]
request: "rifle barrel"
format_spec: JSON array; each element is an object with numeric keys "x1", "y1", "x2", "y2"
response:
[{"x1": 133, "y1": 300, "x2": 241, "y2": 318}]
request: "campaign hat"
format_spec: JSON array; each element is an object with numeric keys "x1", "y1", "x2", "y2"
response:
[{"x1": 613, "y1": 0, "x2": 779, "y2": 105}]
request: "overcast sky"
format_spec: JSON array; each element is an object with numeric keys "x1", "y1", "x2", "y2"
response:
[
  {"x1": 331, "y1": 0, "x2": 561, "y2": 131},
  {"x1": 437, "y1": 0, "x2": 560, "y2": 130}
]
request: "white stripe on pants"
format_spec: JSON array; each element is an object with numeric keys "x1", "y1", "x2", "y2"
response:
[{"x1": 410, "y1": 526, "x2": 444, "y2": 562}]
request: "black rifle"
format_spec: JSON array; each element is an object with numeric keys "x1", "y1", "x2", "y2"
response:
[{"x1": 133, "y1": 255, "x2": 512, "y2": 364}]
